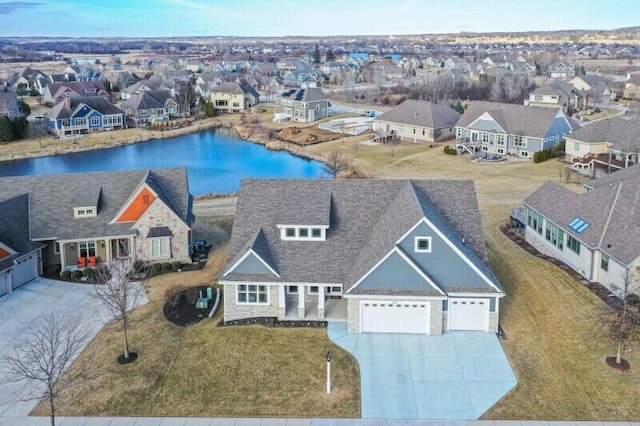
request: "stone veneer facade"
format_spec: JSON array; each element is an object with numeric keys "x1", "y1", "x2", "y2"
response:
[
  {"x1": 134, "y1": 199, "x2": 191, "y2": 264},
  {"x1": 223, "y1": 284, "x2": 280, "y2": 321}
]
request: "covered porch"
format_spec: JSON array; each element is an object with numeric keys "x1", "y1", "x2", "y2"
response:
[
  {"x1": 59, "y1": 236, "x2": 135, "y2": 271},
  {"x1": 280, "y1": 284, "x2": 347, "y2": 322}
]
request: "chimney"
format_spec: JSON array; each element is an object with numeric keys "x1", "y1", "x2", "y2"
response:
[{"x1": 64, "y1": 96, "x2": 71, "y2": 110}]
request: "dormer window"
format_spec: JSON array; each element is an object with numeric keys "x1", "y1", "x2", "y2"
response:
[
  {"x1": 299, "y1": 228, "x2": 309, "y2": 238},
  {"x1": 74, "y1": 207, "x2": 96, "y2": 218},
  {"x1": 285, "y1": 228, "x2": 296, "y2": 237},
  {"x1": 279, "y1": 225, "x2": 327, "y2": 241},
  {"x1": 415, "y1": 236, "x2": 432, "y2": 253}
]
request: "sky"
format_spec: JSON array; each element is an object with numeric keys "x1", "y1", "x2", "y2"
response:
[{"x1": 0, "y1": 0, "x2": 639, "y2": 38}]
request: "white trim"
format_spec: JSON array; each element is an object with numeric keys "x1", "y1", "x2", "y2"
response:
[
  {"x1": 446, "y1": 297, "x2": 491, "y2": 332},
  {"x1": 219, "y1": 280, "x2": 339, "y2": 286},
  {"x1": 345, "y1": 293, "x2": 446, "y2": 301},
  {"x1": 414, "y1": 236, "x2": 432, "y2": 253},
  {"x1": 0, "y1": 241, "x2": 16, "y2": 256},
  {"x1": 150, "y1": 237, "x2": 171, "y2": 259},
  {"x1": 286, "y1": 285, "x2": 299, "y2": 294},
  {"x1": 308, "y1": 285, "x2": 319, "y2": 294},
  {"x1": 467, "y1": 112, "x2": 507, "y2": 134},
  {"x1": 109, "y1": 183, "x2": 158, "y2": 224},
  {"x1": 347, "y1": 246, "x2": 446, "y2": 296},
  {"x1": 236, "y1": 283, "x2": 270, "y2": 305},
  {"x1": 223, "y1": 249, "x2": 281, "y2": 277},
  {"x1": 447, "y1": 292, "x2": 504, "y2": 298}
]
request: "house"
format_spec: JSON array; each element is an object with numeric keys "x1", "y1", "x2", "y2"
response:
[
  {"x1": 522, "y1": 165, "x2": 640, "y2": 296},
  {"x1": 512, "y1": 61, "x2": 537, "y2": 78},
  {"x1": 209, "y1": 82, "x2": 260, "y2": 113},
  {"x1": 0, "y1": 168, "x2": 193, "y2": 276},
  {"x1": 547, "y1": 61, "x2": 576, "y2": 79},
  {"x1": 45, "y1": 97, "x2": 125, "y2": 137},
  {"x1": 622, "y1": 74, "x2": 640, "y2": 100},
  {"x1": 13, "y1": 66, "x2": 48, "y2": 94},
  {"x1": 220, "y1": 179, "x2": 504, "y2": 334},
  {"x1": 565, "y1": 117, "x2": 640, "y2": 174},
  {"x1": 120, "y1": 75, "x2": 167, "y2": 100},
  {"x1": 63, "y1": 65, "x2": 103, "y2": 82},
  {"x1": 44, "y1": 81, "x2": 110, "y2": 104},
  {"x1": 372, "y1": 100, "x2": 461, "y2": 143},
  {"x1": 0, "y1": 92, "x2": 19, "y2": 119},
  {"x1": 274, "y1": 88, "x2": 329, "y2": 123},
  {"x1": 456, "y1": 101, "x2": 577, "y2": 159},
  {"x1": 0, "y1": 195, "x2": 45, "y2": 297},
  {"x1": 524, "y1": 82, "x2": 584, "y2": 112},
  {"x1": 121, "y1": 89, "x2": 182, "y2": 126},
  {"x1": 570, "y1": 74, "x2": 611, "y2": 104},
  {"x1": 444, "y1": 57, "x2": 471, "y2": 73}
]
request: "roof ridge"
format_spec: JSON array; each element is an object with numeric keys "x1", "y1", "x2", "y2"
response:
[{"x1": 598, "y1": 182, "x2": 623, "y2": 248}]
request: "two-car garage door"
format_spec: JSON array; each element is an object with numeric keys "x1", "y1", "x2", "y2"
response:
[
  {"x1": 361, "y1": 301, "x2": 430, "y2": 334},
  {"x1": 11, "y1": 254, "x2": 38, "y2": 290}
]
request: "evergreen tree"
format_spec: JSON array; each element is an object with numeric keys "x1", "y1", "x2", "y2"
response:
[
  {"x1": 11, "y1": 116, "x2": 29, "y2": 139},
  {"x1": 18, "y1": 100, "x2": 30, "y2": 117},
  {"x1": 312, "y1": 44, "x2": 321, "y2": 64},
  {"x1": 0, "y1": 116, "x2": 15, "y2": 142},
  {"x1": 325, "y1": 49, "x2": 336, "y2": 62},
  {"x1": 205, "y1": 100, "x2": 215, "y2": 117},
  {"x1": 451, "y1": 99, "x2": 465, "y2": 114}
]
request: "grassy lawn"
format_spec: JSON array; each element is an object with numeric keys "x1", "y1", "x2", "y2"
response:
[{"x1": 33, "y1": 243, "x2": 360, "y2": 417}]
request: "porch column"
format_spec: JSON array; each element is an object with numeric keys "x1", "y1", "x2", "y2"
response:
[
  {"x1": 60, "y1": 243, "x2": 67, "y2": 271},
  {"x1": 105, "y1": 239, "x2": 112, "y2": 263},
  {"x1": 298, "y1": 285, "x2": 305, "y2": 319},
  {"x1": 317, "y1": 286, "x2": 325, "y2": 320},
  {"x1": 278, "y1": 285, "x2": 285, "y2": 319},
  {"x1": 130, "y1": 237, "x2": 136, "y2": 263}
]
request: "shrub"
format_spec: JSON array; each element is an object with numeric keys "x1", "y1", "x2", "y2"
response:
[
  {"x1": 443, "y1": 145, "x2": 457, "y2": 155},
  {"x1": 626, "y1": 293, "x2": 640, "y2": 308},
  {"x1": 60, "y1": 270, "x2": 71, "y2": 281},
  {"x1": 45, "y1": 264, "x2": 61, "y2": 275},
  {"x1": 172, "y1": 261, "x2": 182, "y2": 271},
  {"x1": 533, "y1": 147, "x2": 557, "y2": 163},
  {"x1": 70, "y1": 270, "x2": 83, "y2": 281},
  {"x1": 132, "y1": 259, "x2": 145, "y2": 272},
  {"x1": 162, "y1": 262, "x2": 172, "y2": 272},
  {"x1": 152, "y1": 263, "x2": 163, "y2": 273},
  {"x1": 82, "y1": 267, "x2": 95, "y2": 279}
]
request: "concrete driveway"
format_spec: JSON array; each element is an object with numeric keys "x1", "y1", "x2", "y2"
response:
[
  {"x1": 328, "y1": 322, "x2": 516, "y2": 420},
  {"x1": 0, "y1": 277, "x2": 148, "y2": 417}
]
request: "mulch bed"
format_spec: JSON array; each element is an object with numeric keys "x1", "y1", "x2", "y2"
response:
[
  {"x1": 163, "y1": 286, "x2": 216, "y2": 327},
  {"x1": 219, "y1": 316, "x2": 327, "y2": 328},
  {"x1": 605, "y1": 356, "x2": 631, "y2": 371},
  {"x1": 500, "y1": 224, "x2": 625, "y2": 314}
]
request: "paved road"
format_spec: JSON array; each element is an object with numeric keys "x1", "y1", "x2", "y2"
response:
[{"x1": 0, "y1": 278, "x2": 148, "y2": 417}]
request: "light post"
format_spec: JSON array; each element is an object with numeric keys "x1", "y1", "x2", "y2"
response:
[{"x1": 326, "y1": 349, "x2": 332, "y2": 394}]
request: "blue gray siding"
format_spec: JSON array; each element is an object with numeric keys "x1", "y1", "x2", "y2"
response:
[
  {"x1": 357, "y1": 251, "x2": 433, "y2": 291},
  {"x1": 232, "y1": 252, "x2": 273, "y2": 275},
  {"x1": 397, "y1": 221, "x2": 488, "y2": 287},
  {"x1": 544, "y1": 115, "x2": 572, "y2": 146}
]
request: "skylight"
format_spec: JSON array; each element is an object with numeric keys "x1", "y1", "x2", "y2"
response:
[{"x1": 568, "y1": 217, "x2": 590, "y2": 233}]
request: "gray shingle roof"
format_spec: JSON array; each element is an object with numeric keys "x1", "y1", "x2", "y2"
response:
[
  {"x1": 566, "y1": 117, "x2": 640, "y2": 151},
  {"x1": 280, "y1": 88, "x2": 327, "y2": 102},
  {"x1": 46, "y1": 96, "x2": 124, "y2": 120},
  {"x1": 525, "y1": 176, "x2": 640, "y2": 265},
  {"x1": 121, "y1": 89, "x2": 176, "y2": 112},
  {"x1": 223, "y1": 179, "x2": 501, "y2": 294},
  {"x1": 374, "y1": 100, "x2": 461, "y2": 129},
  {"x1": 457, "y1": 101, "x2": 576, "y2": 137},
  {"x1": 0, "y1": 92, "x2": 17, "y2": 115},
  {"x1": 0, "y1": 194, "x2": 44, "y2": 271},
  {"x1": 0, "y1": 168, "x2": 192, "y2": 241}
]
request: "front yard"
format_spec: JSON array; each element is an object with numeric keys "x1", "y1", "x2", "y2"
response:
[{"x1": 35, "y1": 138, "x2": 640, "y2": 419}]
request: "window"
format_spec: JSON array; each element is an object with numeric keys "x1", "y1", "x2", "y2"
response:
[
  {"x1": 482, "y1": 146, "x2": 488, "y2": 152},
  {"x1": 497, "y1": 134, "x2": 505, "y2": 146},
  {"x1": 286, "y1": 285, "x2": 298, "y2": 294},
  {"x1": 74, "y1": 207, "x2": 96, "y2": 218},
  {"x1": 237, "y1": 284, "x2": 268, "y2": 304},
  {"x1": 456, "y1": 128, "x2": 462, "y2": 138},
  {"x1": 567, "y1": 235, "x2": 581, "y2": 254},
  {"x1": 573, "y1": 142, "x2": 580, "y2": 152},
  {"x1": 545, "y1": 221, "x2": 564, "y2": 250},
  {"x1": 215, "y1": 100, "x2": 228, "y2": 107},
  {"x1": 78, "y1": 241, "x2": 96, "y2": 258},
  {"x1": 309, "y1": 286, "x2": 319, "y2": 294},
  {"x1": 90, "y1": 116, "x2": 100, "y2": 127},
  {"x1": 471, "y1": 132, "x2": 478, "y2": 142},
  {"x1": 315, "y1": 104, "x2": 320, "y2": 111},
  {"x1": 398, "y1": 124, "x2": 405, "y2": 133},
  {"x1": 53, "y1": 242, "x2": 60, "y2": 254},
  {"x1": 285, "y1": 228, "x2": 296, "y2": 237},
  {"x1": 311, "y1": 228, "x2": 322, "y2": 238},
  {"x1": 497, "y1": 148, "x2": 505, "y2": 154},
  {"x1": 412, "y1": 127, "x2": 416, "y2": 135},
  {"x1": 534, "y1": 95, "x2": 543, "y2": 101},
  {"x1": 521, "y1": 151, "x2": 529, "y2": 157},
  {"x1": 527, "y1": 208, "x2": 544, "y2": 234},
  {"x1": 514, "y1": 136, "x2": 526, "y2": 147},
  {"x1": 298, "y1": 228, "x2": 309, "y2": 238},
  {"x1": 482, "y1": 132, "x2": 489, "y2": 143},
  {"x1": 601, "y1": 253, "x2": 609, "y2": 271},
  {"x1": 415, "y1": 237, "x2": 432, "y2": 253},
  {"x1": 151, "y1": 238, "x2": 170, "y2": 258}
]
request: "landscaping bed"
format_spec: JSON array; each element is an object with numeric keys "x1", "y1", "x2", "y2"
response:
[
  {"x1": 219, "y1": 316, "x2": 327, "y2": 328},
  {"x1": 163, "y1": 285, "x2": 217, "y2": 327}
]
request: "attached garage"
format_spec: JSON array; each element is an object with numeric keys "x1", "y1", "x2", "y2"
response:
[
  {"x1": 361, "y1": 300, "x2": 430, "y2": 334},
  {"x1": 0, "y1": 271, "x2": 6, "y2": 297},
  {"x1": 448, "y1": 298, "x2": 490, "y2": 331},
  {"x1": 11, "y1": 254, "x2": 37, "y2": 290}
]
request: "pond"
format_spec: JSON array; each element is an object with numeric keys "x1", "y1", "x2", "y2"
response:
[{"x1": 0, "y1": 129, "x2": 331, "y2": 194}]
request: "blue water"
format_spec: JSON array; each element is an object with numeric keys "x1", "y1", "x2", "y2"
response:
[{"x1": 0, "y1": 129, "x2": 331, "y2": 194}]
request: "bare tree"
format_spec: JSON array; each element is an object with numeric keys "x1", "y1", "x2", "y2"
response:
[
  {"x1": 91, "y1": 261, "x2": 146, "y2": 364},
  {"x1": 605, "y1": 268, "x2": 640, "y2": 368},
  {"x1": 323, "y1": 149, "x2": 350, "y2": 176},
  {"x1": 1, "y1": 312, "x2": 90, "y2": 426}
]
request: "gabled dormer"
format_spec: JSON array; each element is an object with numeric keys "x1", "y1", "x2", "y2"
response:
[
  {"x1": 73, "y1": 187, "x2": 101, "y2": 218},
  {"x1": 276, "y1": 189, "x2": 331, "y2": 241},
  {"x1": 112, "y1": 173, "x2": 158, "y2": 223}
]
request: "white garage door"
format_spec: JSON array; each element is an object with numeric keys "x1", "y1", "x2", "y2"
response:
[
  {"x1": 448, "y1": 298, "x2": 490, "y2": 331},
  {"x1": 11, "y1": 254, "x2": 37, "y2": 290},
  {"x1": 0, "y1": 271, "x2": 6, "y2": 297},
  {"x1": 361, "y1": 301, "x2": 430, "y2": 334}
]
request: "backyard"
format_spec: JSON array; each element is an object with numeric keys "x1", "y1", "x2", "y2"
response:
[{"x1": 33, "y1": 137, "x2": 640, "y2": 419}]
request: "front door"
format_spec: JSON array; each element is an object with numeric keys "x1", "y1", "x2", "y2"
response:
[{"x1": 112, "y1": 238, "x2": 130, "y2": 259}]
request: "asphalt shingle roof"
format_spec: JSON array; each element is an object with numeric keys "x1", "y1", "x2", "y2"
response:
[
  {"x1": 223, "y1": 179, "x2": 501, "y2": 294},
  {"x1": 0, "y1": 194, "x2": 44, "y2": 271},
  {"x1": 457, "y1": 101, "x2": 576, "y2": 137},
  {"x1": 0, "y1": 168, "x2": 192, "y2": 241},
  {"x1": 566, "y1": 117, "x2": 640, "y2": 151},
  {"x1": 46, "y1": 96, "x2": 124, "y2": 120},
  {"x1": 374, "y1": 100, "x2": 461, "y2": 129}
]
